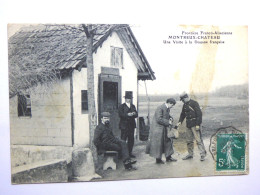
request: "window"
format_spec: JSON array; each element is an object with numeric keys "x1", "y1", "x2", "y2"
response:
[
  {"x1": 81, "y1": 90, "x2": 88, "y2": 113},
  {"x1": 111, "y1": 46, "x2": 123, "y2": 68},
  {"x1": 18, "y1": 94, "x2": 31, "y2": 117}
]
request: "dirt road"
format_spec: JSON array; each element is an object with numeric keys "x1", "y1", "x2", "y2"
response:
[
  {"x1": 94, "y1": 138, "x2": 216, "y2": 181},
  {"x1": 93, "y1": 97, "x2": 248, "y2": 181}
]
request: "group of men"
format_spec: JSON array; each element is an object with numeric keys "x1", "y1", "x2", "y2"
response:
[
  {"x1": 147, "y1": 92, "x2": 206, "y2": 164},
  {"x1": 93, "y1": 91, "x2": 206, "y2": 171}
]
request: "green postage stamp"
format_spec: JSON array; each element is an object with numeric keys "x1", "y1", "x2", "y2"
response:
[{"x1": 216, "y1": 134, "x2": 246, "y2": 171}]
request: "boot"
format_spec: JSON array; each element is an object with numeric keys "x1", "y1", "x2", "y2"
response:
[
  {"x1": 166, "y1": 156, "x2": 177, "y2": 162},
  {"x1": 124, "y1": 160, "x2": 137, "y2": 171},
  {"x1": 182, "y1": 154, "x2": 193, "y2": 160},
  {"x1": 156, "y1": 158, "x2": 165, "y2": 164}
]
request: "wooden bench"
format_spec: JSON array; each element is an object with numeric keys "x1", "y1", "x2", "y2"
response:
[{"x1": 102, "y1": 151, "x2": 118, "y2": 170}]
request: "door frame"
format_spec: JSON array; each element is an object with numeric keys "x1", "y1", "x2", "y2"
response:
[{"x1": 98, "y1": 73, "x2": 122, "y2": 124}]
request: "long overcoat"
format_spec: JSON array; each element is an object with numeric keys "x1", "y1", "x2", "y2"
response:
[{"x1": 147, "y1": 103, "x2": 174, "y2": 159}]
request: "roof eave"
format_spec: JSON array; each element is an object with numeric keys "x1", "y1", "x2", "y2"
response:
[
  {"x1": 138, "y1": 72, "x2": 156, "y2": 81},
  {"x1": 127, "y1": 27, "x2": 156, "y2": 81}
]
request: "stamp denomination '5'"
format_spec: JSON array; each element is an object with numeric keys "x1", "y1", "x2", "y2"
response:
[{"x1": 216, "y1": 134, "x2": 246, "y2": 171}]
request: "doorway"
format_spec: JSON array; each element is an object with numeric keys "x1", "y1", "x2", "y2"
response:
[{"x1": 99, "y1": 74, "x2": 121, "y2": 137}]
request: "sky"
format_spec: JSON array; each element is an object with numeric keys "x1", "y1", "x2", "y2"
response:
[
  {"x1": 132, "y1": 25, "x2": 248, "y2": 95},
  {"x1": 8, "y1": 24, "x2": 248, "y2": 96}
]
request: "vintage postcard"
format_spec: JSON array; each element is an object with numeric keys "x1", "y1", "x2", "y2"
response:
[{"x1": 8, "y1": 24, "x2": 248, "y2": 184}]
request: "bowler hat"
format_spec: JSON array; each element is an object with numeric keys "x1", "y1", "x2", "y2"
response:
[
  {"x1": 101, "y1": 112, "x2": 111, "y2": 117},
  {"x1": 124, "y1": 91, "x2": 133, "y2": 99},
  {"x1": 180, "y1": 92, "x2": 188, "y2": 101}
]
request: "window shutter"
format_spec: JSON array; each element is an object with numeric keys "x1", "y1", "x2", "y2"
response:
[
  {"x1": 120, "y1": 48, "x2": 123, "y2": 68},
  {"x1": 111, "y1": 46, "x2": 123, "y2": 68},
  {"x1": 81, "y1": 90, "x2": 88, "y2": 113},
  {"x1": 111, "y1": 46, "x2": 115, "y2": 67},
  {"x1": 18, "y1": 94, "x2": 31, "y2": 117}
]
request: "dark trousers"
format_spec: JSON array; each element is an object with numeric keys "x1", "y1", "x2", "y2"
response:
[
  {"x1": 103, "y1": 140, "x2": 130, "y2": 162},
  {"x1": 121, "y1": 127, "x2": 135, "y2": 154}
]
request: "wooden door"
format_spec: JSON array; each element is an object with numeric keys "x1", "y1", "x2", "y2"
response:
[{"x1": 99, "y1": 74, "x2": 121, "y2": 137}]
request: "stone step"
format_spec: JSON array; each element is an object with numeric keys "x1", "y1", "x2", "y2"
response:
[
  {"x1": 11, "y1": 145, "x2": 73, "y2": 167},
  {"x1": 11, "y1": 159, "x2": 69, "y2": 184}
]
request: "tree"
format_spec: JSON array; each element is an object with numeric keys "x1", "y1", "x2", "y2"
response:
[
  {"x1": 9, "y1": 24, "x2": 127, "y2": 169},
  {"x1": 81, "y1": 24, "x2": 126, "y2": 168},
  {"x1": 81, "y1": 24, "x2": 98, "y2": 166}
]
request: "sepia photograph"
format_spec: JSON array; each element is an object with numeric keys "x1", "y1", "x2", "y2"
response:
[
  {"x1": 2, "y1": 1, "x2": 260, "y2": 193},
  {"x1": 7, "y1": 24, "x2": 249, "y2": 184}
]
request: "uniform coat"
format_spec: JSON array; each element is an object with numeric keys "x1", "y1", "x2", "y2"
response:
[
  {"x1": 148, "y1": 103, "x2": 174, "y2": 159},
  {"x1": 179, "y1": 99, "x2": 202, "y2": 128},
  {"x1": 178, "y1": 99, "x2": 206, "y2": 157}
]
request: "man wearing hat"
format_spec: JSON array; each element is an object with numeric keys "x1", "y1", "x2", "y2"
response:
[
  {"x1": 177, "y1": 92, "x2": 206, "y2": 161},
  {"x1": 118, "y1": 91, "x2": 138, "y2": 158},
  {"x1": 93, "y1": 112, "x2": 137, "y2": 170},
  {"x1": 147, "y1": 98, "x2": 177, "y2": 164}
]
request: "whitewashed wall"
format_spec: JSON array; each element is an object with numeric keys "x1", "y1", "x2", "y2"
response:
[
  {"x1": 72, "y1": 68, "x2": 89, "y2": 147},
  {"x1": 93, "y1": 31, "x2": 138, "y2": 109},
  {"x1": 10, "y1": 77, "x2": 72, "y2": 146},
  {"x1": 10, "y1": 31, "x2": 139, "y2": 148},
  {"x1": 72, "y1": 32, "x2": 138, "y2": 147}
]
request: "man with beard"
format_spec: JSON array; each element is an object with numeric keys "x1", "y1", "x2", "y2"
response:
[
  {"x1": 147, "y1": 98, "x2": 177, "y2": 164},
  {"x1": 94, "y1": 112, "x2": 137, "y2": 170},
  {"x1": 177, "y1": 92, "x2": 207, "y2": 161}
]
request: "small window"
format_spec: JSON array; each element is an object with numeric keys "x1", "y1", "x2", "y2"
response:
[
  {"x1": 111, "y1": 46, "x2": 123, "y2": 68},
  {"x1": 18, "y1": 94, "x2": 31, "y2": 117},
  {"x1": 81, "y1": 90, "x2": 88, "y2": 113}
]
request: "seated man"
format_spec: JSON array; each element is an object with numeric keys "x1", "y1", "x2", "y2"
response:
[{"x1": 93, "y1": 112, "x2": 137, "y2": 170}]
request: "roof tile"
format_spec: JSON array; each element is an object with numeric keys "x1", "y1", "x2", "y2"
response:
[{"x1": 9, "y1": 24, "x2": 155, "y2": 79}]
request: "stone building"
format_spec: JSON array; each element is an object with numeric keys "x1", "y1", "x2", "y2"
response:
[{"x1": 8, "y1": 24, "x2": 155, "y2": 183}]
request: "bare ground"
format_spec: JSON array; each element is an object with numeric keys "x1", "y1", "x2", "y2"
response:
[
  {"x1": 93, "y1": 138, "x2": 216, "y2": 181},
  {"x1": 93, "y1": 97, "x2": 249, "y2": 181}
]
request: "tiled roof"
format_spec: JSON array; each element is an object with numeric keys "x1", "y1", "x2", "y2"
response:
[{"x1": 8, "y1": 24, "x2": 155, "y2": 80}]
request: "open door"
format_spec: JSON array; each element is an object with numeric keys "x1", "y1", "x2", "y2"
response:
[{"x1": 99, "y1": 73, "x2": 122, "y2": 137}]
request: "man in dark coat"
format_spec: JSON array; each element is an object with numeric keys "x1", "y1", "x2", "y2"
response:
[
  {"x1": 177, "y1": 92, "x2": 206, "y2": 161},
  {"x1": 93, "y1": 112, "x2": 137, "y2": 170},
  {"x1": 147, "y1": 98, "x2": 177, "y2": 164},
  {"x1": 118, "y1": 92, "x2": 138, "y2": 158}
]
